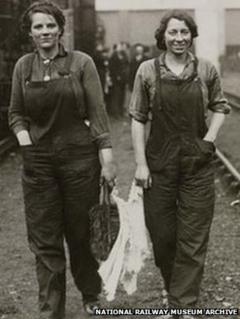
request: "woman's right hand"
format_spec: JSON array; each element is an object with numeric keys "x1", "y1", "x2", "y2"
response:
[
  {"x1": 135, "y1": 164, "x2": 152, "y2": 189},
  {"x1": 16, "y1": 130, "x2": 32, "y2": 146}
]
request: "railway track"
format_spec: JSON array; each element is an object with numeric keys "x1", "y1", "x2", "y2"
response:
[
  {"x1": 215, "y1": 91, "x2": 240, "y2": 194},
  {"x1": 224, "y1": 91, "x2": 240, "y2": 111},
  {"x1": 0, "y1": 135, "x2": 17, "y2": 158},
  {"x1": 214, "y1": 149, "x2": 240, "y2": 195},
  {"x1": 0, "y1": 105, "x2": 17, "y2": 157}
]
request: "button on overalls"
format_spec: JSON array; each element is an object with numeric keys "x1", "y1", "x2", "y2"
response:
[
  {"x1": 144, "y1": 57, "x2": 215, "y2": 308},
  {"x1": 21, "y1": 53, "x2": 101, "y2": 319}
]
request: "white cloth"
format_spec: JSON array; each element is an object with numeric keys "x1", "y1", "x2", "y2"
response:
[{"x1": 98, "y1": 183, "x2": 150, "y2": 301}]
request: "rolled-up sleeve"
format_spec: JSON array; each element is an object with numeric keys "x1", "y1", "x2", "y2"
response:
[
  {"x1": 129, "y1": 63, "x2": 150, "y2": 123},
  {"x1": 8, "y1": 59, "x2": 28, "y2": 135},
  {"x1": 207, "y1": 64, "x2": 231, "y2": 114},
  {"x1": 82, "y1": 57, "x2": 111, "y2": 149}
]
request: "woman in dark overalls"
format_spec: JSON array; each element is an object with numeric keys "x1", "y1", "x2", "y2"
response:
[
  {"x1": 130, "y1": 10, "x2": 230, "y2": 319},
  {"x1": 8, "y1": 2, "x2": 115, "y2": 318}
]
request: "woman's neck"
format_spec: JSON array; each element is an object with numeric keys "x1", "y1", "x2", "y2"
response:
[
  {"x1": 38, "y1": 45, "x2": 59, "y2": 60},
  {"x1": 165, "y1": 51, "x2": 188, "y2": 66},
  {"x1": 164, "y1": 51, "x2": 189, "y2": 76}
]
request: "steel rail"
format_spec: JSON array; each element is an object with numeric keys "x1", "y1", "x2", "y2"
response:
[
  {"x1": 0, "y1": 136, "x2": 17, "y2": 157},
  {"x1": 215, "y1": 148, "x2": 240, "y2": 184},
  {"x1": 224, "y1": 91, "x2": 240, "y2": 110}
]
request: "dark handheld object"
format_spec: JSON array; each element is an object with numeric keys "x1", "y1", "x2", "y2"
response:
[{"x1": 89, "y1": 181, "x2": 120, "y2": 261}]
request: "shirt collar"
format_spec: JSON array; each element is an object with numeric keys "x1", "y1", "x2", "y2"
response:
[
  {"x1": 58, "y1": 43, "x2": 68, "y2": 57},
  {"x1": 159, "y1": 51, "x2": 196, "y2": 67},
  {"x1": 158, "y1": 51, "x2": 197, "y2": 80},
  {"x1": 35, "y1": 43, "x2": 67, "y2": 60}
]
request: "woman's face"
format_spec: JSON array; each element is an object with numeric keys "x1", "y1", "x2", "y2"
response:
[
  {"x1": 164, "y1": 18, "x2": 192, "y2": 55},
  {"x1": 29, "y1": 12, "x2": 61, "y2": 51}
]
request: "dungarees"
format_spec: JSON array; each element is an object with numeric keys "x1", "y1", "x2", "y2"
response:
[
  {"x1": 21, "y1": 53, "x2": 101, "y2": 319},
  {"x1": 144, "y1": 57, "x2": 215, "y2": 308}
]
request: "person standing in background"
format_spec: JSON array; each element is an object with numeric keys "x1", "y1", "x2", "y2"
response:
[
  {"x1": 109, "y1": 43, "x2": 129, "y2": 118},
  {"x1": 129, "y1": 43, "x2": 148, "y2": 92},
  {"x1": 93, "y1": 45, "x2": 112, "y2": 113}
]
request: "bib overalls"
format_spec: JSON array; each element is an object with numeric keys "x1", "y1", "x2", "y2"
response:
[
  {"x1": 21, "y1": 53, "x2": 101, "y2": 319},
  {"x1": 144, "y1": 58, "x2": 215, "y2": 308}
]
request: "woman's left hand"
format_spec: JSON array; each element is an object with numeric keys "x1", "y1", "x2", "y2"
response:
[{"x1": 101, "y1": 162, "x2": 117, "y2": 189}]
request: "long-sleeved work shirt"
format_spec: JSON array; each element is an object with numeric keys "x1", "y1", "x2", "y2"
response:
[
  {"x1": 129, "y1": 52, "x2": 230, "y2": 123},
  {"x1": 9, "y1": 44, "x2": 111, "y2": 149}
]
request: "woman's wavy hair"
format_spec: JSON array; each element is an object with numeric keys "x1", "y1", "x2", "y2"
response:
[
  {"x1": 21, "y1": 1, "x2": 65, "y2": 37},
  {"x1": 155, "y1": 10, "x2": 198, "y2": 50}
]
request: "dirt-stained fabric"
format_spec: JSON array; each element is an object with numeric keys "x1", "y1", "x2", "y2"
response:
[{"x1": 143, "y1": 57, "x2": 215, "y2": 308}]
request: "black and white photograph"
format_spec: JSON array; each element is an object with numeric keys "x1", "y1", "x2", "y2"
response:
[{"x1": 0, "y1": 0, "x2": 239, "y2": 318}]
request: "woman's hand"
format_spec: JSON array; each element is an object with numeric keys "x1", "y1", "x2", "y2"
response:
[
  {"x1": 135, "y1": 164, "x2": 152, "y2": 189},
  {"x1": 131, "y1": 119, "x2": 151, "y2": 189},
  {"x1": 99, "y1": 148, "x2": 116, "y2": 189},
  {"x1": 16, "y1": 130, "x2": 32, "y2": 146},
  {"x1": 101, "y1": 161, "x2": 116, "y2": 189},
  {"x1": 203, "y1": 113, "x2": 225, "y2": 143}
]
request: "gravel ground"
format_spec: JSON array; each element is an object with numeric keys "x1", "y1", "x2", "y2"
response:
[{"x1": 0, "y1": 116, "x2": 239, "y2": 319}]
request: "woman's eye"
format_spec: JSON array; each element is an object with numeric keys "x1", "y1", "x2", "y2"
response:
[
  {"x1": 47, "y1": 23, "x2": 57, "y2": 28},
  {"x1": 33, "y1": 24, "x2": 42, "y2": 30},
  {"x1": 32, "y1": 23, "x2": 57, "y2": 30}
]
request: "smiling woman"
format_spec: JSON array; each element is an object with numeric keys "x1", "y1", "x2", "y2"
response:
[
  {"x1": 155, "y1": 10, "x2": 198, "y2": 50},
  {"x1": 164, "y1": 19, "x2": 191, "y2": 55},
  {"x1": 130, "y1": 9, "x2": 230, "y2": 319},
  {"x1": 8, "y1": 1, "x2": 116, "y2": 318}
]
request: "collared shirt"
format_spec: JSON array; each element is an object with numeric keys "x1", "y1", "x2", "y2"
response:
[
  {"x1": 9, "y1": 44, "x2": 111, "y2": 149},
  {"x1": 129, "y1": 52, "x2": 230, "y2": 123}
]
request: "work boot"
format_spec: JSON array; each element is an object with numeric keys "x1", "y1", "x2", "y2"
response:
[
  {"x1": 161, "y1": 288, "x2": 169, "y2": 307},
  {"x1": 83, "y1": 300, "x2": 100, "y2": 315}
]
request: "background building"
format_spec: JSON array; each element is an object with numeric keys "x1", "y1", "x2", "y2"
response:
[{"x1": 96, "y1": 0, "x2": 240, "y2": 68}]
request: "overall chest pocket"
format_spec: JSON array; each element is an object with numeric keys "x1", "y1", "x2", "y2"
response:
[{"x1": 25, "y1": 79, "x2": 62, "y2": 125}]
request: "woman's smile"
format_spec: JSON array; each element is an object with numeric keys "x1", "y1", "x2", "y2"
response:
[{"x1": 164, "y1": 18, "x2": 192, "y2": 55}]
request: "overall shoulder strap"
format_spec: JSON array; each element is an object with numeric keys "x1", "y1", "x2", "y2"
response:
[
  {"x1": 196, "y1": 58, "x2": 210, "y2": 85},
  {"x1": 58, "y1": 52, "x2": 73, "y2": 76},
  {"x1": 193, "y1": 55, "x2": 199, "y2": 78},
  {"x1": 154, "y1": 57, "x2": 162, "y2": 110},
  {"x1": 24, "y1": 53, "x2": 35, "y2": 82},
  {"x1": 154, "y1": 57, "x2": 161, "y2": 82}
]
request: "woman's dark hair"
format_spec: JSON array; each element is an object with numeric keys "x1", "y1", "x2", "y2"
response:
[
  {"x1": 155, "y1": 10, "x2": 198, "y2": 50},
  {"x1": 21, "y1": 1, "x2": 65, "y2": 37}
]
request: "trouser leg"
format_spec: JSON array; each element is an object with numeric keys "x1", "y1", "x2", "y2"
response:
[
  {"x1": 22, "y1": 146, "x2": 66, "y2": 319},
  {"x1": 36, "y1": 258, "x2": 66, "y2": 319},
  {"x1": 59, "y1": 153, "x2": 102, "y2": 300},
  {"x1": 169, "y1": 156, "x2": 215, "y2": 308},
  {"x1": 143, "y1": 162, "x2": 178, "y2": 291}
]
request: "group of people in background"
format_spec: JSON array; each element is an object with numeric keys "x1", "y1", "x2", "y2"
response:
[{"x1": 93, "y1": 41, "x2": 150, "y2": 118}]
